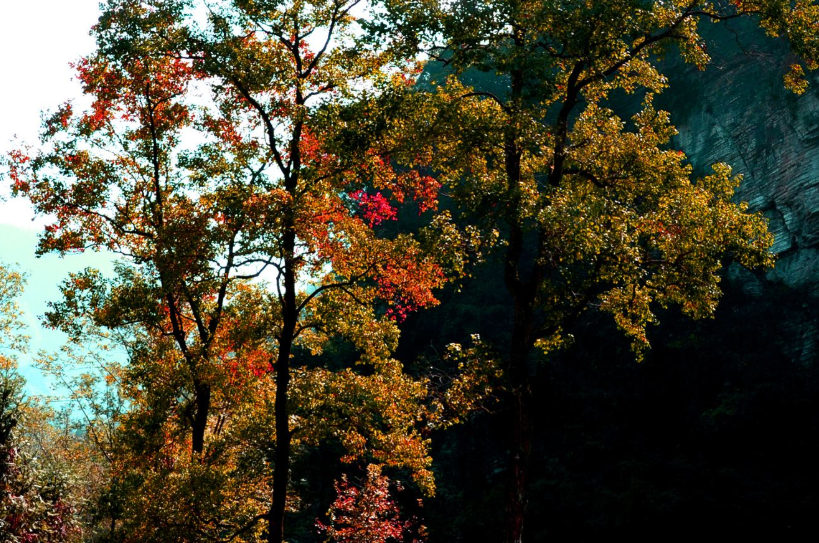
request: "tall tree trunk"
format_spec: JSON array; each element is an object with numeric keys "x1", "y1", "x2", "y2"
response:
[
  {"x1": 506, "y1": 300, "x2": 534, "y2": 543},
  {"x1": 502, "y1": 36, "x2": 533, "y2": 540},
  {"x1": 268, "y1": 331, "x2": 293, "y2": 543},
  {"x1": 268, "y1": 163, "x2": 299, "y2": 543},
  {"x1": 268, "y1": 238, "x2": 296, "y2": 543}
]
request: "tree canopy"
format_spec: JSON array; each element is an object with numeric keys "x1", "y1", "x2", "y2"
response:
[
  {"x1": 5, "y1": 1, "x2": 819, "y2": 542},
  {"x1": 371, "y1": 1, "x2": 819, "y2": 541}
]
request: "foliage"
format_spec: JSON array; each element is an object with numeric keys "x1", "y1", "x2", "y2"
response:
[
  {"x1": 1, "y1": 264, "x2": 83, "y2": 543},
  {"x1": 382, "y1": 1, "x2": 787, "y2": 355},
  {"x1": 7, "y1": 2, "x2": 819, "y2": 542},
  {"x1": 3, "y1": 1, "x2": 493, "y2": 541},
  {"x1": 372, "y1": 1, "x2": 819, "y2": 541},
  {"x1": 317, "y1": 464, "x2": 424, "y2": 543},
  {"x1": 0, "y1": 263, "x2": 28, "y2": 359},
  {"x1": 1, "y1": 261, "x2": 27, "y2": 453}
]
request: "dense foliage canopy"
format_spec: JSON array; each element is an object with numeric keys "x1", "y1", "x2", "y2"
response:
[{"x1": 5, "y1": 1, "x2": 819, "y2": 542}]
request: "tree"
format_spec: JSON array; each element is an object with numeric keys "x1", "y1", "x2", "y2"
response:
[
  {"x1": 0, "y1": 263, "x2": 27, "y2": 367},
  {"x1": 1, "y1": 262, "x2": 28, "y2": 471},
  {"x1": 317, "y1": 464, "x2": 424, "y2": 543},
  {"x1": 1, "y1": 263, "x2": 83, "y2": 542},
  {"x1": 6, "y1": 1, "x2": 480, "y2": 541},
  {"x1": 374, "y1": 1, "x2": 819, "y2": 541}
]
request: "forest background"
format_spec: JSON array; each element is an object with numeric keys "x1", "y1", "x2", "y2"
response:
[{"x1": 3, "y1": 1, "x2": 819, "y2": 543}]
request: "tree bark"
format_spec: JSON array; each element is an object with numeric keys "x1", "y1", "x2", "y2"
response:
[
  {"x1": 267, "y1": 222, "x2": 297, "y2": 543},
  {"x1": 505, "y1": 299, "x2": 534, "y2": 543},
  {"x1": 501, "y1": 34, "x2": 534, "y2": 540},
  {"x1": 191, "y1": 381, "x2": 211, "y2": 455},
  {"x1": 268, "y1": 104, "x2": 301, "y2": 540}
]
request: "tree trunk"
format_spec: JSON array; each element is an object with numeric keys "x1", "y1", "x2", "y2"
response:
[
  {"x1": 267, "y1": 287, "x2": 295, "y2": 542},
  {"x1": 267, "y1": 331, "x2": 293, "y2": 543},
  {"x1": 506, "y1": 389, "x2": 530, "y2": 543},
  {"x1": 505, "y1": 301, "x2": 534, "y2": 543},
  {"x1": 191, "y1": 381, "x2": 211, "y2": 455},
  {"x1": 267, "y1": 195, "x2": 298, "y2": 543},
  {"x1": 501, "y1": 41, "x2": 534, "y2": 541}
]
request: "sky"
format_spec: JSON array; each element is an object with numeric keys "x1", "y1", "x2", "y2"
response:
[{"x1": 0, "y1": 1, "x2": 111, "y2": 396}]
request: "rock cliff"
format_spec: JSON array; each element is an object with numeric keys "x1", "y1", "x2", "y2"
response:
[
  {"x1": 661, "y1": 20, "x2": 819, "y2": 293},
  {"x1": 656, "y1": 19, "x2": 819, "y2": 361}
]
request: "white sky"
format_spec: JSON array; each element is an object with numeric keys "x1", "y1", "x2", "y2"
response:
[
  {"x1": 0, "y1": 1, "x2": 106, "y2": 396},
  {"x1": 0, "y1": 0, "x2": 101, "y2": 226}
]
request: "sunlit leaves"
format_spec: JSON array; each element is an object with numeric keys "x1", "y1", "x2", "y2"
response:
[
  {"x1": 0, "y1": 263, "x2": 28, "y2": 358},
  {"x1": 318, "y1": 464, "x2": 424, "y2": 543},
  {"x1": 381, "y1": 0, "x2": 786, "y2": 358},
  {"x1": 4, "y1": 1, "x2": 471, "y2": 540}
]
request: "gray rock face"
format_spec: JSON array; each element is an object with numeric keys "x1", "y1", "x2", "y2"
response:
[{"x1": 659, "y1": 20, "x2": 819, "y2": 294}]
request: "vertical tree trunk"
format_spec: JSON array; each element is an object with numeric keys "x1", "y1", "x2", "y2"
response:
[
  {"x1": 506, "y1": 390, "x2": 530, "y2": 543},
  {"x1": 505, "y1": 301, "x2": 534, "y2": 543},
  {"x1": 267, "y1": 228, "x2": 296, "y2": 543},
  {"x1": 268, "y1": 331, "x2": 293, "y2": 543},
  {"x1": 268, "y1": 141, "x2": 299, "y2": 542},
  {"x1": 502, "y1": 36, "x2": 533, "y2": 540},
  {"x1": 191, "y1": 382, "x2": 211, "y2": 455}
]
